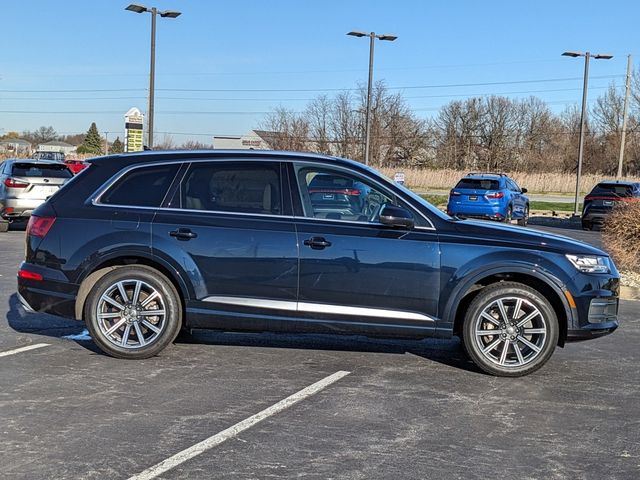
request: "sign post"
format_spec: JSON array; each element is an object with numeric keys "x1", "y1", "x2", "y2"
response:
[{"x1": 124, "y1": 107, "x2": 145, "y2": 152}]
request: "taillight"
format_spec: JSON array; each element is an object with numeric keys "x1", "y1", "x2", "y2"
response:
[
  {"x1": 4, "y1": 178, "x2": 29, "y2": 188},
  {"x1": 18, "y1": 269, "x2": 43, "y2": 281},
  {"x1": 27, "y1": 216, "x2": 56, "y2": 238},
  {"x1": 486, "y1": 191, "x2": 505, "y2": 199},
  {"x1": 449, "y1": 190, "x2": 461, "y2": 197}
]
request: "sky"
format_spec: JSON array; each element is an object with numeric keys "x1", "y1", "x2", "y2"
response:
[{"x1": 1, "y1": 0, "x2": 639, "y2": 145}]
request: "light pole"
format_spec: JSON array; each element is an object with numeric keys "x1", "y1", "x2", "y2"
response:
[
  {"x1": 562, "y1": 51, "x2": 613, "y2": 215},
  {"x1": 126, "y1": 3, "x2": 181, "y2": 150},
  {"x1": 347, "y1": 31, "x2": 397, "y2": 166}
]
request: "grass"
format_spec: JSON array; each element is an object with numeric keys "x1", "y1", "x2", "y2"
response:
[
  {"x1": 382, "y1": 167, "x2": 640, "y2": 195},
  {"x1": 419, "y1": 194, "x2": 579, "y2": 212}
]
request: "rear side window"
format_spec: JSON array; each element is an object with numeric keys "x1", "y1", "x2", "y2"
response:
[
  {"x1": 101, "y1": 164, "x2": 180, "y2": 207},
  {"x1": 176, "y1": 162, "x2": 282, "y2": 215},
  {"x1": 590, "y1": 183, "x2": 634, "y2": 197},
  {"x1": 455, "y1": 178, "x2": 500, "y2": 190},
  {"x1": 12, "y1": 163, "x2": 72, "y2": 179}
]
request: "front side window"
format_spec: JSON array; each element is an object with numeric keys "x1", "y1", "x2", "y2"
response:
[
  {"x1": 177, "y1": 162, "x2": 282, "y2": 215},
  {"x1": 295, "y1": 165, "x2": 400, "y2": 223},
  {"x1": 101, "y1": 164, "x2": 180, "y2": 207}
]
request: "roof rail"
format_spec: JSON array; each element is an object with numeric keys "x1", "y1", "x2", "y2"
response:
[{"x1": 466, "y1": 172, "x2": 507, "y2": 177}]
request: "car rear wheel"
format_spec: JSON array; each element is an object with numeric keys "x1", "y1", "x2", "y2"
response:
[
  {"x1": 461, "y1": 282, "x2": 559, "y2": 377},
  {"x1": 85, "y1": 266, "x2": 182, "y2": 359},
  {"x1": 517, "y1": 206, "x2": 529, "y2": 227}
]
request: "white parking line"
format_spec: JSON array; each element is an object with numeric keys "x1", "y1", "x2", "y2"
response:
[
  {"x1": 128, "y1": 370, "x2": 351, "y2": 480},
  {"x1": 0, "y1": 343, "x2": 50, "y2": 358}
]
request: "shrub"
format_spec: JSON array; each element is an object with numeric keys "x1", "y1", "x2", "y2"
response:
[{"x1": 602, "y1": 202, "x2": 640, "y2": 273}]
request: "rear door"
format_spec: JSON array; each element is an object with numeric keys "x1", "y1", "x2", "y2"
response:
[{"x1": 151, "y1": 160, "x2": 299, "y2": 326}]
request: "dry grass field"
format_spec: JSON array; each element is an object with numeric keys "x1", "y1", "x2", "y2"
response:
[{"x1": 379, "y1": 167, "x2": 640, "y2": 195}]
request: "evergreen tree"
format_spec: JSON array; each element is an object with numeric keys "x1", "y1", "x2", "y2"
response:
[
  {"x1": 77, "y1": 122, "x2": 103, "y2": 155},
  {"x1": 111, "y1": 137, "x2": 124, "y2": 153}
]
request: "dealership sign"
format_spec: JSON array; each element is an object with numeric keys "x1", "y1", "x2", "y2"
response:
[{"x1": 124, "y1": 107, "x2": 144, "y2": 152}]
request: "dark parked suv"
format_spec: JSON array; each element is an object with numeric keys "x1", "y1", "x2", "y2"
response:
[
  {"x1": 582, "y1": 180, "x2": 640, "y2": 230},
  {"x1": 17, "y1": 151, "x2": 619, "y2": 376}
]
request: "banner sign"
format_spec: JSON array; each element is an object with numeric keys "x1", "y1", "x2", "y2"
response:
[{"x1": 124, "y1": 107, "x2": 144, "y2": 152}]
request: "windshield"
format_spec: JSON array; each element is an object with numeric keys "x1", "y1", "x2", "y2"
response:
[{"x1": 361, "y1": 163, "x2": 450, "y2": 221}]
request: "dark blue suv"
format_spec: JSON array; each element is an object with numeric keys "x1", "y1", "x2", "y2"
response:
[
  {"x1": 17, "y1": 151, "x2": 619, "y2": 377},
  {"x1": 447, "y1": 173, "x2": 529, "y2": 225}
]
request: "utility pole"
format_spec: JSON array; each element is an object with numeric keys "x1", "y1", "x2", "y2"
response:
[
  {"x1": 104, "y1": 131, "x2": 109, "y2": 155},
  {"x1": 617, "y1": 54, "x2": 632, "y2": 179}
]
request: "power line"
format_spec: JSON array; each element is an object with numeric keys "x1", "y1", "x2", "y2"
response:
[
  {"x1": 0, "y1": 74, "x2": 623, "y2": 94},
  {"x1": 0, "y1": 85, "x2": 621, "y2": 102}
]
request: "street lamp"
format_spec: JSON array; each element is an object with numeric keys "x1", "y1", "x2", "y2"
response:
[
  {"x1": 562, "y1": 50, "x2": 613, "y2": 215},
  {"x1": 347, "y1": 30, "x2": 397, "y2": 166},
  {"x1": 126, "y1": 3, "x2": 181, "y2": 149}
]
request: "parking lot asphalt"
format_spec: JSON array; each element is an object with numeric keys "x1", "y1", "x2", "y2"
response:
[{"x1": 1, "y1": 224, "x2": 639, "y2": 479}]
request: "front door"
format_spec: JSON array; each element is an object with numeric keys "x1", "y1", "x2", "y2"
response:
[{"x1": 290, "y1": 162, "x2": 440, "y2": 332}]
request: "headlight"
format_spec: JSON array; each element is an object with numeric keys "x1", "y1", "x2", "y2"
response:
[{"x1": 566, "y1": 254, "x2": 611, "y2": 274}]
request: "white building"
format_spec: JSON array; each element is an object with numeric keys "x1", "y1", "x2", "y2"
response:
[
  {"x1": 0, "y1": 139, "x2": 32, "y2": 155},
  {"x1": 37, "y1": 140, "x2": 76, "y2": 155},
  {"x1": 212, "y1": 130, "x2": 274, "y2": 150}
]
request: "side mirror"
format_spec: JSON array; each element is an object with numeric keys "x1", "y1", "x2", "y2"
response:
[
  {"x1": 521, "y1": 188, "x2": 528, "y2": 194},
  {"x1": 379, "y1": 204, "x2": 415, "y2": 229}
]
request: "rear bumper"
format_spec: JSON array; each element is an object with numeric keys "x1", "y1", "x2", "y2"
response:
[
  {"x1": 17, "y1": 262, "x2": 79, "y2": 319},
  {"x1": 2, "y1": 198, "x2": 47, "y2": 218},
  {"x1": 447, "y1": 205, "x2": 505, "y2": 221}
]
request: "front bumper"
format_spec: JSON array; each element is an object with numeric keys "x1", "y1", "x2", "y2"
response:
[{"x1": 565, "y1": 273, "x2": 619, "y2": 342}]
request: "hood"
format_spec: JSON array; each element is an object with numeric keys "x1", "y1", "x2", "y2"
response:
[{"x1": 451, "y1": 219, "x2": 607, "y2": 256}]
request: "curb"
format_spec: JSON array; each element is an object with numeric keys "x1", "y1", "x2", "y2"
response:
[{"x1": 620, "y1": 286, "x2": 640, "y2": 301}]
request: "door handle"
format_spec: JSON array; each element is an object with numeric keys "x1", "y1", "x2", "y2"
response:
[
  {"x1": 170, "y1": 228, "x2": 198, "y2": 240},
  {"x1": 303, "y1": 237, "x2": 332, "y2": 250}
]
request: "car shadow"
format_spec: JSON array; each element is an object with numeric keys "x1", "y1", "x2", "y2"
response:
[{"x1": 6, "y1": 293, "x2": 481, "y2": 374}]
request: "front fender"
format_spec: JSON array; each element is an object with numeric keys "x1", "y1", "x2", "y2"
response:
[{"x1": 438, "y1": 249, "x2": 574, "y2": 336}]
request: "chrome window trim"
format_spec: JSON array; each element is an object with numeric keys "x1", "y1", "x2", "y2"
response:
[
  {"x1": 203, "y1": 295, "x2": 435, "y2": 323},
  {"x1": 89, "y1": 157, "x2": 436, "y2": 230}
]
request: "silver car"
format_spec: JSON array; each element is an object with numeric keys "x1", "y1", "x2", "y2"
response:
[{"x1": 0, "y1": 159, "x2": 72, "y2": 232}]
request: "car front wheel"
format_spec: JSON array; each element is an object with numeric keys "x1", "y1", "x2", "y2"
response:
[
  {"x1": 85, "y1": 266, "x2": 182, "y2": 359},
  {"x1": 461, "y1": 282, "x2": 559, "y2": 377}
]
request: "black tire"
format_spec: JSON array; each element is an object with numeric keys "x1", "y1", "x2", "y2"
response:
[
  {"x1": 461, "y1": 281, "x2": 559, "y2": 377},
  {"x1": 582, "y1": 221, "x2": 592, "y2": 231},
  {"x1": 84, "y1": 266, "x2": 182, "y2": 359},
  {"x1": 0, "y1": 221, "x2": 8, "y2": 233},
  {"x1": 517, "y1": 206, "x2": 529, "y2": 227},
  {"x1": 502, "y1": 205, "x2": 513, "y2": 224}
]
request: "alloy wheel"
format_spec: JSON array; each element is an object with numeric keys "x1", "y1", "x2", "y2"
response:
[
  {"x1": 473, "y1": 296, "x2": 547, "y2": 368},
  {"x1": 95, "y1": 279, "x2": 167, "y2": 349}
]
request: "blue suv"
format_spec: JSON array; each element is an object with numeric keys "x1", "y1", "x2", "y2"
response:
[{"x1": 447, "y1": 173, "x2": 529, "y2": 225}]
